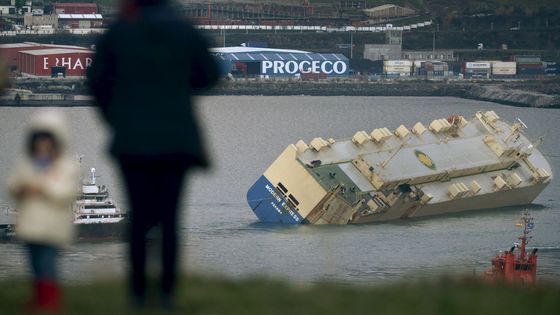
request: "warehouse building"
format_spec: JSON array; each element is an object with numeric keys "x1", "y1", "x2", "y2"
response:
[
  {"x1": 402, "y1": 50, "x2": 456, "y2": 62},
  {"x1": 212, "y1": 47, "x2": 349, "y2": 78},
  {"x1": 363, "y1": 44, "x2": 402, "y2": 61},
  {"x1": 24, "y1": 14, "x2": 58, "y2": 29},
  {"x1": 0, "y1": 42, "x2": 89, "y2": 71},
  {"x1": 58, "y1": 14, "x2": 103, "y2": 28},
  {"x1": 18, "y1": 48, "x2": 93, "y2": 77},
  {"x1": 53, "y1": 2, "x2": 98, "y2": 14},
  {"x1": 363, "y1": 4, "x2": 415, "y2": 20}
]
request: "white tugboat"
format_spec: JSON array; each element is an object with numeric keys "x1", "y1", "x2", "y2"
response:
[{"x1": 74, "y1": 167, "x2": 127, "y2": 240}]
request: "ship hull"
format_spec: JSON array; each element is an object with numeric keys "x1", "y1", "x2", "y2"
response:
[
  {"x1": 354, "y1": 181, "x2": 549, "y2": 223},
  {"x1": 248, "y1": 174, "x2": 550, "y2": 224},
  {"x1": 247, "y1": 175, "x2": 305, "y2": 224},
  {"x1": 76, "y1": 220, "x2": 128, "y2": 241}
]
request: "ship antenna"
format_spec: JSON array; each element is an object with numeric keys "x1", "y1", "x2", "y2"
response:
[
  {"x1": 90, "y1": 168, "x2": 96, "y2": 185},
  {"x1": 518, "y1": 211, "x2": 534, "y2": 261}
]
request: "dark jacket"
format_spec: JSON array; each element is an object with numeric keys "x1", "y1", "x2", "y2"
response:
[{"x1": 88, "y1": 4, "x2": 219, "y2": 167}]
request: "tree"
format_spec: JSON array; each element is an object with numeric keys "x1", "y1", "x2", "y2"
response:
[{"x1": 15, "y1": 0, "x2": 26, "y2": 15}]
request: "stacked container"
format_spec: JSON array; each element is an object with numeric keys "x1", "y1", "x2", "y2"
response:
[
  {"x1": 514, "y1": 56, "x2": 544, "y2": 78},
  {"x1": 383, "y1": 60, "x2": 412, "y2": 77},
  {"x1": 463, "y1": 62, "x2": 491, "y2": 79},
  {"x1": 418, "y1": 61, "x2": 450, "y2": 77},
  {"x1": 490, "y1": 61, "x2": 517, "y2": 78},
  {"x1": 544, "y1": 62, "x2": 558, "y2": 76}
]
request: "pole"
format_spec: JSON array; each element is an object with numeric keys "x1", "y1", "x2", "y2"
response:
[
  {"x1": 432, "y1": 27, "x2": 435, "y2": 58},
  {"x1": 350, "y1": 32, "x2": 354, "y2": 59}
]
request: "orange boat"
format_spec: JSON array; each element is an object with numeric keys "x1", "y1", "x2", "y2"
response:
[{"x1": 485, "y1": 212, "x2": 538, "y2": 284}]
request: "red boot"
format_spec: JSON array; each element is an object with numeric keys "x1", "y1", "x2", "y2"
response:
[{"x1": 35, "y1": 280, "x2": 61, "y2": 313}]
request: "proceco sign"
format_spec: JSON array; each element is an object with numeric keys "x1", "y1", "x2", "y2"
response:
[{"x1": 262, "y1": 60, "x2": 348, "y2": 76}]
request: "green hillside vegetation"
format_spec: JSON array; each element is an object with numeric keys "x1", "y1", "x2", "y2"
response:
[{"x1": 1, "y1": 275, "x2": 560, "y2": 315}]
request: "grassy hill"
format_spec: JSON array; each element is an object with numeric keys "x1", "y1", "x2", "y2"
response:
[{"x1": 1, "y1": 275, "x2": 560, "y2": 315}]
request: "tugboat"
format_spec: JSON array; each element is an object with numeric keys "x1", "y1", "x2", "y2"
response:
[
  {"x1": 74, "y1": 167, "x2": 127, "y2": 240},
  {"x1": 484, "y1": 212, "x2": 538, "y2": 284}
]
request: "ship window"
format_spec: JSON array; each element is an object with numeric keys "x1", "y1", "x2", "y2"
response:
[
  {"x1": 288, "y1": 194, "x2": 300, "y2": 206},
  {"x1": 287, "y1": 199, "x2": 299, "y2": 210},
  {"x1": 277, "y1": 182, "x2": 288, "y2": 193}
]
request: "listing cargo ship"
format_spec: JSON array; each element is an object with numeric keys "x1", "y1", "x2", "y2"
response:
[{"x1": 247, "y1": 111, "x2": 553, "y2": 224}]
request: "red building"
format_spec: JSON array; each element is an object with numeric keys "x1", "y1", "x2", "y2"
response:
[
  {"x1": 53, "y1": 2, "x2": 98, "y2": 14},
  {"x1": 0, "y1": 42, "x2": 89, "y2": 71},
  {"x1": 0, "y1": 43, "x2": 52, "y2": 70},
  {"x1": 18, "y1": 48, "x2": 93, "y2": 77}
]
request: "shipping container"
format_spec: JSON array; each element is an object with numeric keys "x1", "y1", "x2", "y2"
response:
[
  {"x1": 492, "y1": 68, "x2": 516, "y2": 75},
  {"x1": 491, "y1": 61, "x2": 517, "y2": 76},
  {"x1": 383, "y1": 66, "x2": 412, "y2": 73},
  {"x1": 491, "y1": 61, "x2": 516, "y2": 69},
  {"x1": 465, "y1": 62, "x2": 491, "y2": 69},
  {"x1": 544, "y1": 62, "x2": 558, "y2": 76},
  {"x1": 384, "y1": 60, "x2": 413, "y2": 67},
  {"x1": 518, "y1": 68, "x2": 545, "y2": 75},
  {"x1": 513, "y1": 55, "x2": 541, "y2": 63},
  {"x1": 464, "y1": 72, "x2": 489, "y2": 79}
]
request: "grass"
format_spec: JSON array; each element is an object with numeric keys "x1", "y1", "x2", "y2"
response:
[{"x1": 1, "y1": 275, "x2": 560, "y2": 314}]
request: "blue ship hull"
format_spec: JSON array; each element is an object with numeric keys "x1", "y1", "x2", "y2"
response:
[{"x1": 247, "y1": 175, "x2": 305, "y2": 224}]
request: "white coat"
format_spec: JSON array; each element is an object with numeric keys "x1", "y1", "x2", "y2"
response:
[{"x1": 8, "y1": 111, "x2": 79, "y2": 246}]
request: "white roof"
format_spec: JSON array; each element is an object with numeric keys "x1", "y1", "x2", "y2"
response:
[
  {"x1": 20, "y1": 48, "x2": 93, "y2": 55},
  {"x1": 211, "y1": 46, "x2": 310, "y2": 54},
  {"x1": 0, "y1": 43, "x2": 39, "y2": 49},
  {"x1": 58, "y1": 14, "x2": 103, "y2": 20},
  {"x1": 0, "y1": 42, "x2": 89, "y2": 50}
]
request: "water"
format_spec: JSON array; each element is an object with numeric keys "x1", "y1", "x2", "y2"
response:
[{"x1": 0, "y1": 96, "x2": 559, "y2": 284}]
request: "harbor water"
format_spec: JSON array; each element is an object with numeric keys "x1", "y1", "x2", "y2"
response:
[{"x1": 0, "y1": 96, "x2": 559, "y2": 284}]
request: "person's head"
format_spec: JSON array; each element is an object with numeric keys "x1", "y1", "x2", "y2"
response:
[
  {"x1": 28, "y1": 131, "x2": 60, "y2": 160},
  {"x1": 26, "y1": 110, "x2": 70, "y2": 163}
]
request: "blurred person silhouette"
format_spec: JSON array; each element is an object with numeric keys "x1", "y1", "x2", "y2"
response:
[
  {"x1": 88, "y1": 0, "x2": 219, "y2": 309},
  {"x1": 8, "y1": 110, "x2": 79, "y2": 312}
]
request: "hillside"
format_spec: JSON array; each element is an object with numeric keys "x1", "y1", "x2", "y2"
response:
[{"x1": 1, "y1": 275, "x2": 560, "y2": 315}]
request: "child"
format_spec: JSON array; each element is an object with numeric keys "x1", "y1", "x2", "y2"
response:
[{"x1": 8, "y1": 111, "x2": 79, "y2": 312}]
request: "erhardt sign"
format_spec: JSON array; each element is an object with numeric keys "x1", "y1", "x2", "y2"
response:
[
  {"x1": 43, "y1": 56, "x2": 93, "y2": 70},
  {"x1": 261, "y1": 60, "x2": 348, "y2": 76}
]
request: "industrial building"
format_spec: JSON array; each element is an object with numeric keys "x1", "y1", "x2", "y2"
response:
[
  {"x1": 23, "y1": 14, "x2": 58, "y2": 29},
  {"x1": 58, "y1": 14, "x2": 103, "y2": 28},
  {"x1": 0, "y1": 42, "x2": 89, "y2": 71},
  {"x1": 363, "y1": 4, "x2": 415, "y2": 20},
  {"x1": 53, "y1": 2, "x2": 98, "y2": 14},
  {"x1": 402, "y1": 50, "x2": 456, "y2": 62},
  {"x1": 17, "y1": 48, "x2": 93, "y2": 77},
  {"x1": 363, "y1": 30, "x2": 402, "y2": 61},
  {"x1": 363, "y1": 44, "x2": 402, "y2": 61},
  {"x1": 212, "y1": 47, "x2": 349, "y2": 78}
]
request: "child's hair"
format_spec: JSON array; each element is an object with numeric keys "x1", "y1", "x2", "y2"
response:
[{"x1": 27, "y1": 131, "x2": 59, "y2": 156}]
